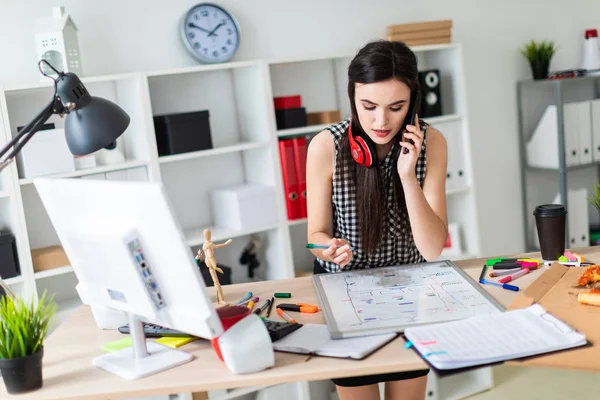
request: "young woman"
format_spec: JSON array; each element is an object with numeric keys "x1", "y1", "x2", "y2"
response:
[{"x1": 306, "y1": 40, "x2": 448, "y2": 400}]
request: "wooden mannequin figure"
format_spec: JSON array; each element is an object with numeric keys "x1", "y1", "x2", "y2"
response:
[{"x1": 197, "y1": 228, "x2": 232, "y2": 305}]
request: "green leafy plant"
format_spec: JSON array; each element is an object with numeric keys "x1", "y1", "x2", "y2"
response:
[
  {"x1": 588, "y1": 181, "x2": 600, "y2": 214},
  {"x1": 0, "y1": 291, "x2": 58, "y2": 359},
  {"x1": 520, "y1": 40, "x2": 558, "y2": 65}
]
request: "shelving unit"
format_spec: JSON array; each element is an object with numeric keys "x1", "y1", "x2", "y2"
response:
[
  {"x1": 0, "y1": 42, "x2": 481, "y2": 326},
  {"x1": 517, "y1": 75, "x2": 600, "y2": 252}
]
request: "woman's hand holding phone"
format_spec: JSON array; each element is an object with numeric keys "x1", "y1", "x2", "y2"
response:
[
  {"x1": 321, "y1": 238, "x2": 353, "y2": 268},
  {"x1": 397, "y1": 114, "x2": 424, "y2": 181}
]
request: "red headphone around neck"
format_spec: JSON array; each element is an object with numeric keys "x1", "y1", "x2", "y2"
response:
[{"x1": 348, "y1": 120, "x2": 377, "y2": 168}]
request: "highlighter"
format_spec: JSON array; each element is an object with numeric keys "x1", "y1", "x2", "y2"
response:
[{"x1": 277, "y1": 303, "x2": 319, "y2": 313}]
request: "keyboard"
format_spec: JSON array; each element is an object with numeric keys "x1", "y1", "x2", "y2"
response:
[{"x1": 118, "y1": 319, "x2": 302, "y2": 342}]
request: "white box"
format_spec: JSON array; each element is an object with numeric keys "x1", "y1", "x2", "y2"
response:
[
  {"x1": 210, "y1": 184, "x2": 278, "y2": 230},
  {"x1": 17, "y1": 128, "x2": 76, "y2": 178}
]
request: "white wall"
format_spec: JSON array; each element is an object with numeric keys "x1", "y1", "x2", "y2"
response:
[{"x1": 1, "y1": 0, "x2": 599, "y2": 257}]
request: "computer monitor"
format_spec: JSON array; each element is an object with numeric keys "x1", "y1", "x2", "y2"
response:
[{"x1": 34, "y1": 177, "x2": 225, "y2": 380}]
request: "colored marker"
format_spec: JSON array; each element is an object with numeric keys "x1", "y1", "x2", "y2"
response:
[
  {"x1": 254, "y1": 299, "x2": 271, "y2": 315},
  {"x1": 277, "y1": 307, "x2": 297, "y2": 324},
  {"x1": 266, "y1": 296, "x2": 275, "y2": 317},
  {"x1": 498, "y1": 268, "x2": 530, "y2": 284},
  {"x1": 277, "y1": 303, "x2": 319, "y2": 313},
  {"x1": 306, "y1": 243, "x2": 355, "y2": 251},
  {"x1": 478, "y1": 265, "x2": 487, "y2": 282},
  {"x1": 485, "y1": 258, "x2": 537, "y2": 267},
  {"x1": 274, "y1": 292, "x2": 291, "y2": 298},
  {"x1": 489, "y1": 267, "x2": 521, "y2": 278},
  {"x1": 237, "y1": 292, "x2": 253, "y2": 304},
  {"x1": 247, "y1": 300, "x2": 255, "y2": 311},
  {"x1": 479, "y1": 278, "x2": 519, "y2": 292},
  {"x1": 240, "y1": 296, "x2": 259, "y2": 306}
]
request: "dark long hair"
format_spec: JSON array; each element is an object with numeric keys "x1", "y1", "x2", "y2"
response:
[{"x1": 341, "y1": 40, "x2": 420, "y2": 254}]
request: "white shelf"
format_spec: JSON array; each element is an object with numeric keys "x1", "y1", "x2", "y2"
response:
[
  {"x1": 276, "y1": 115, "x2": 462, "y2": 139},
  {"x1": 34, "y1": 265, "x2": 73, "y2": 280},
  {"x1": 184, "y1": 223, "x2": 280, "y2": 247},
  {"x1": 288, "y1": 218, "x2": 308, "y2": 226},
  {"x1": 3, "y1": 72, "x2": 140, "y2": 92},
  {"x1": 159, "y1": 141, "x2": 270, "y2": 165},
  {"x1": 146, "y1": 60, "x2": 260, "y2": 78},
  {"x1": 424, "y1": 113, "x2": 463, "y2": 125},
  {"x1": 277, "y1": 124, "x2": 331, "y2": 138},
  {"x1": 3, "y1": 275, "x2": 24, "y2": 285},
  {"x1": 19, "y1": 160, "x2": 149, "y2": 185}
]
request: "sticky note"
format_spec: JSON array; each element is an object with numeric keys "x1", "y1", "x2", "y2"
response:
[
  {"x1": 155, "y1": 336, "x2": 197, "y2": 349},
  {"x1": 102, "y1": 337, "x2": 133, "y2": 352}
]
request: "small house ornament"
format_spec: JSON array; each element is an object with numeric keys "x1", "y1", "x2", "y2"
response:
[{"x1": 34, "y1": 6, "x2": 82, "y2": 80}]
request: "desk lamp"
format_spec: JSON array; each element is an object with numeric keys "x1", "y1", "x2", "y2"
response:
[{"x1": 0, "y1": 60, "x2": 130, "y2": 173}]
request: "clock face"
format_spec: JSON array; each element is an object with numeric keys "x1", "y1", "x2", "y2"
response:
[{"x1": 181, "y1": 3, "x2": 240, "y2": 63}]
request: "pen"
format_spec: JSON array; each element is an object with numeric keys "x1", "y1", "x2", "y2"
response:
[
  {"x1": 237, "y1": 292, "x2": 253, "y2": 304},
  {"x1": 498, "y1": 268, "x2": 530, "y2": 284},
  {"x1": 254, "y1": 299, "x2": 271, "y2": 315},
  {"x1": 479, "y1": 278, "x2": 519, "y2": 292},
  {"x1": 266, "y1": 296, "x2": 275, "y2": 317},
  {"x1": 277, "y1": 307, "x2": 297, "y2": 324}
]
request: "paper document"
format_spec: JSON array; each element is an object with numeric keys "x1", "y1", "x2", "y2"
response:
[{"x1": 404, "y1": 304, "x2": 587, "y2": 370}]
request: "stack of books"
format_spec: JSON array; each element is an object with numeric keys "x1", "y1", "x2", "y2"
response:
[{"x1": 386, "y1": 20, "x2": 452, "y2": 47}]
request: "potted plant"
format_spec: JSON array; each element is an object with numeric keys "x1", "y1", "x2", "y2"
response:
[
  {"x1": 520, "y1": 40, "x2": 558, "y2": 80},
  {"x1": 0, "y1": 290, "x2": 57, "y2": 394}
]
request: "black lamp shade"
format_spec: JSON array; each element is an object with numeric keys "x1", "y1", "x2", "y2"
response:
[{"x1": 65, "y1": 97, "x2": 130, "y2": 156}]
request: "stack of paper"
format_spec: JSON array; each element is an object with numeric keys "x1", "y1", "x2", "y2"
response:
[
  {"x1": 404, "y1": 304, "x2": 587, "y2": 370},
  {"x1": 386, "y1": 20, "x2": 452, "y2": 46}
]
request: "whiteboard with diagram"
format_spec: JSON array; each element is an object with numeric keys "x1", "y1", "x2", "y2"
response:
[{"x1": 312, "y1": 260, "x2": 504, "y2": 339}]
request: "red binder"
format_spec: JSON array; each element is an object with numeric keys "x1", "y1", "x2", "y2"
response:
[
  {"x1": 292, "y1": 137, "x2": 308, "y2": 218},
  {"x1": 278, "y1": 139, "x2": 302, "y2": 220}
]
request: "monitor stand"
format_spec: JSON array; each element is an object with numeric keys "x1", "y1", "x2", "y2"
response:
[{"x1": 92, "y1": 312, "x2": 193, "y2": 380}]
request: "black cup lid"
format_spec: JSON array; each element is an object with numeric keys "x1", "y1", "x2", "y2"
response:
[{"x1": 533, "y1": 204, "x2": 567, "y2": 217}]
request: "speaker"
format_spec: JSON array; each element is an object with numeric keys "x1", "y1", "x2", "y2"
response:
[{"x1": 418, "y1": 69, "x2": 442, "y2": 118}]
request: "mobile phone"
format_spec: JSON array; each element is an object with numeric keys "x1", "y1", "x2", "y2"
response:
[{"x1": 401, "y1": 90, "x2": 421, "y2": 154}]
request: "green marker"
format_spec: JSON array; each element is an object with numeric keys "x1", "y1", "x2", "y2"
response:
[
  {"x1": 274, "y1": 292, "x2": 291, "y2": 298},
  {"x1": 306, "y1": 243, "x2": 355, "y2": 250}
]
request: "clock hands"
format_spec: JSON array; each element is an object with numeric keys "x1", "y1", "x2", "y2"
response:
[
  {"x1": 207, "y1": 22, "x2": 225, "y2": 37},
  {"x1": 187, "y1": 22, "x2": 216, "y2": 36}
]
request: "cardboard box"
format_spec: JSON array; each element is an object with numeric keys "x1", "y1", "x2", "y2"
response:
[
  {"x1": 387, "y1": 19, "x2": 453, "y2": 35},
  {"x1": 307, "y1": 110, "x2": 341, "y2": 126},
  {"x1": 507, "y1": 262, "x2": 600, "y2": 371},
  {"x1": 31, "y1": 245, "x2": 70, "y2": 272}
]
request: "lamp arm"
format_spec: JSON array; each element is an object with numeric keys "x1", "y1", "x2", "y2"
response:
[{"x1": 0, "y1": 97, "x2": 63, "y2": 173}]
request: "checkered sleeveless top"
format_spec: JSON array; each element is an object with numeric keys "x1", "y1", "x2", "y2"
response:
[{"x1": 316, "y1": 118, "x2": 428, "y2": 272}]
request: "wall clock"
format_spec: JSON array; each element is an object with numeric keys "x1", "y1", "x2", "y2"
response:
[{"x1": 180, "y1": 3, "x2": 241, "y2": 64}]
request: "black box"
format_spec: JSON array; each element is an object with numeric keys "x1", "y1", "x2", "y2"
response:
[
  {"x1": 275, "y1": 107, "x2": 307, "y2": 130},
  {"x1": 418, "y1": 70, "x2": 442, "y2": 118},
  {"x1": 153, "y1": 110, "x2": 213, "y2": 156},
  {"x1": 199, "y1": 264, "x2": 232, "y2": 287},
  {"x1": 0, "y1": 232, "x2": 20, "y2": 280}
]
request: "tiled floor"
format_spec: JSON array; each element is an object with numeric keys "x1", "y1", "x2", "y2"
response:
[{"x1": 467, "y1": 365, "x2": 599, "y2": 400}]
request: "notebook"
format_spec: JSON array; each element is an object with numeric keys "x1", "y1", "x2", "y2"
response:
[
  {"x1": 404, "y1": 304, "x2": 587, "y2": 371},
  {"x1": 272, "y1": 323, "x2": 397, "y2": 360}
]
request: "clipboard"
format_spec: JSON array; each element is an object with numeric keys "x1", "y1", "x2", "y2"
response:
[{"x1": 312, "y1": 260, "x2": 505, "y2": 339}]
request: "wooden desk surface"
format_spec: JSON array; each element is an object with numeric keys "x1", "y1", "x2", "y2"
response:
[{"x1": 3, "y1": 246, "x2": 599, "y2": 399}]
